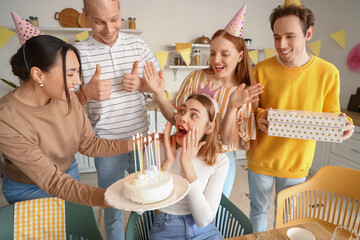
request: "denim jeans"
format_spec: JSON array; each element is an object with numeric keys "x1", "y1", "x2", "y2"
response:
[
  {"x1": 95, "y1": 151, "x2": 135, "y2": 240},
  {"x1": 2, "y1": 159, "x2": 80, "y2": 204},
  {"x1": 222, "y1": 151, "x2": 236, "y2": 198},
  {"x1": 248, "y1": 169, "x2": 306, "y2": 233},
  {"x1": 150, "y1": 213, "x2": 223, "y2": 240}
]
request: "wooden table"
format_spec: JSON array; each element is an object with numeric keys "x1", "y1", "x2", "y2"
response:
[{"x1": 227, "y1": 222, "x2": 332, "y2": 240}]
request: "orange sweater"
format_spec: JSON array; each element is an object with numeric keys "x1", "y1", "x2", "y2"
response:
[{"x1": 0, "y1": 91, "x2": 131, "y2": 206}]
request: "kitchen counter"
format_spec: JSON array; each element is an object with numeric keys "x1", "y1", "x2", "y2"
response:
[{"x1": 342, "y1": 109, "x2": 360, "y2": 126}]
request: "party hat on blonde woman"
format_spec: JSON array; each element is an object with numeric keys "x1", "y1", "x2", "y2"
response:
[
  {"x1": 283, "y1": 0, "x2": 303, "y2": 7},
  {"x1": 224, "y1": 3, "x2": 247, "y2": 37},
  {"x1": 11, "y1": 11, "x2": 43, "y2": 45}
]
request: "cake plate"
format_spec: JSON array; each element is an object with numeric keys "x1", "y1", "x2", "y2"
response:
[{"x1": 104, "y1": 173, "x2": 190, "y2": 211}]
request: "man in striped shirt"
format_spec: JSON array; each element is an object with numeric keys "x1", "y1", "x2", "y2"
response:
[{"x1": 75, "y1": 0, "x2": 160, "y2": 239}]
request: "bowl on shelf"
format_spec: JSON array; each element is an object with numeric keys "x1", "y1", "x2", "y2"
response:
[{"x1": 195, "y1": 35, "x2": 210, "y2": 44}]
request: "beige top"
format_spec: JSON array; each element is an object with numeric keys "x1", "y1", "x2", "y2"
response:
[{"x1": 0, "y1": 91, "x2": 131, "y2": 207}]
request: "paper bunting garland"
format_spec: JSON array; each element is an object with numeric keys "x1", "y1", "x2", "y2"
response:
[
  {"x1": 264, "y1": 49, "x2": 276, "y2": 59},
  {"x1": 331, "y1": 29, "x2": 345, "y2": 49},
  {"x1": 0, "y1": 26, "x2": 15, "y2": 49},
  {"x1": 307, "y1": 40, "x2": 321, "y2": 57},
  {"x1": 176, "y1": 43, "x2": 192, "y2": 67},
  {"x1": 248, "y1": 50, "x2": 258, "y2": 64},
  {"x1": 75, "y1": 31, "x2": 89, "y2": 41},
  {"x1": 156, "y1": 51, "x2": 169, "y2": 70}
]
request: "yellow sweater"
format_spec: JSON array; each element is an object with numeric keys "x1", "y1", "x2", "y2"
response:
[{"x1": 247, "y1": 56, "x2": 343, "y2": 178}]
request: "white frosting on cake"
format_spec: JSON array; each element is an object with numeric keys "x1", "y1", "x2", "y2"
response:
[{"x1": 123, "y1": 169, "x2": 174, "y2": 204}]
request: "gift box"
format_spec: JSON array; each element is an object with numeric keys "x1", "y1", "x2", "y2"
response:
[{"x1": 267, "y1": 109, "x2": 346, "y2": 143}]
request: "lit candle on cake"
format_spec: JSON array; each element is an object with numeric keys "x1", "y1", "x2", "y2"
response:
[
  {"x1": 157, "y1": 132, "x2": 161, "y2": 174},
  {"x1": 132, "y1": 135, "x2": 137, "y2": 174},
  {"x1": 144, "y1": 137, "x2": 150, "y2": 180},
  {"x1": 136, "y1": 133, "x2": 142, "y2": 173},
  {"x1": 154, "y1": 132, "x2": 159, "y2": 170},
  {"x1": 149, "y1": 135, "x2": 156, "y2": 181},
  {"x1": 140, "y1": 133, "x2": 144, "y2": 172}
]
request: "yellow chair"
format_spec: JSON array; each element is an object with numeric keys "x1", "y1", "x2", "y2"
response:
[{"x1": 275, "y1": 166, "x2": 360, "y2": 235}]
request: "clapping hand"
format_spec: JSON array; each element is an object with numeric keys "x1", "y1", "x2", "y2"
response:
[
  {"x1": 228, "y1": 83, "x2": 263, "y2": 109},
  {"x1": 162, "y1": 122, "x2": 176, "y2": 171},
  {"x1": 143, "y1": 61, "x2": 165, "y2": 96}
]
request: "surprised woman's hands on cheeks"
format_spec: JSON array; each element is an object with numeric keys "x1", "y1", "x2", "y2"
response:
[
  {"x1": 162, "y1": 122, "x2": 176, "y2": 171},
  {"x1": 180, "y1": 127, "x2": 206, "y2": 183}
]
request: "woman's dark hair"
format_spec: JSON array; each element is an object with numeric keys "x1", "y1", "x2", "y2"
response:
[
  {"x1": 270, "y1": 5, "x2": 315, "y2": 36},
  {"x1": 10, "y1": 35, "x2": 83, "y2": 113}
]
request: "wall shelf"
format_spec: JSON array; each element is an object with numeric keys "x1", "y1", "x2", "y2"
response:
[
  {"x1": 168, "y1": 43, "x2": 210, "y2": 48},
  {"x1": 2, "y1": 26, "x2": 142, "y2": 35}
]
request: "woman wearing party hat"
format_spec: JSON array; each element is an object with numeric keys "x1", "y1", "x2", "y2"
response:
[
  {"x1": 145, "y1": 3, "x2": 263, "y2": 198},
  {"x1": 0, "y1": 13, "x2": 135, "y2": 208}
]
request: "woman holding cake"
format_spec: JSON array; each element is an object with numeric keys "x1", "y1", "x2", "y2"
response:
[
  {"x1": 145, "y1": 3, "x2": 263, "y2": 198},
  {"x1": 0, "y1": 34, "x2": 133, "y2": 208}
]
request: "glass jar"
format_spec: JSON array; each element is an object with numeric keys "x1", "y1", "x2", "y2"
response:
[
  {"x1": 174, "y1": 53, "x2": 182, "y2": 66},
  {"x1": 121, "y1": 18, "x2": 125, "y2": 29},
  {"x1": 193, "y1": 50, "x2": 200, "y2": 66},
  {"x1": 29, "y1": 16, "x2": 39, "y2": 27},
  {"x1": 128, "y1": 17, "x2": 136, "y2": 29}
]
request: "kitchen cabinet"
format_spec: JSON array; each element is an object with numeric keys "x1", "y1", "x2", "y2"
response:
[{"x1": 310, "y1": 125, "x2": 360, "y2": 175}]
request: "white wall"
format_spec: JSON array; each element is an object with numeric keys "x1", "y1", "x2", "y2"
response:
[{"x1": 0, "y1": 0, "x2": 359, "y2": 109}]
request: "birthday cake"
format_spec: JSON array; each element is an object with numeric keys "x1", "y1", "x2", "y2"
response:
[{"x1": 123, "y1": 169, "x2": 174, "y2": 204}]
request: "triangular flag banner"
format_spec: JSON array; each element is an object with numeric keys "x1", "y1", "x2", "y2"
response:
[
  {"x1": 331, "y1": 29, "x2": 345, "y2": 49},
  {"x1": 264, "y1": 49, "x2": 276, "y2": 59},
  {"x1": 307, "y1": 40, "x2": 321, "y2": 57},
  {"x1": 0, "y1": 27, "x2": 15, "y2": 49},
  {"x1": 62, "y1": 38, "x2": 68, "y2": 43},
  {"x1": 156, "y1": 51, "x2": 169, "y2": 70},
  {"x1": 75, "y1": 31, "x2": 89, "y2": 41},
  {"x1": 248, "y1": 50, "x2": 258, "y2": 64},
  {"x1": 176, "y1": 43, "x2": 192, "y2": 52},
  {"x1": 178, "y1": 48, "x2": 192, "y2": 67}
]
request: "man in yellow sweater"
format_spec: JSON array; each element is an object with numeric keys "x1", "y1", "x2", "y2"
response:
[{"x1": 246, "y1": 4, "x2": 355, "y2": 232}]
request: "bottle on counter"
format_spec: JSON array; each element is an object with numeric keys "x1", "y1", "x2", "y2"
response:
[{"x1": 121, "y1": 18, "x2": 125, "y2": 29}]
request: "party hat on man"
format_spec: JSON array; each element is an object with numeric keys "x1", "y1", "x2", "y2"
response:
[
  {"x1": 283, "y1": 0, "x2": 303, "y2": 7},
  {"x1": 224, "y1": 3, "x2": 247, "y2": 37},
  {"x1": 11, "y1": 11, "x2": 43, "y2": 45}
]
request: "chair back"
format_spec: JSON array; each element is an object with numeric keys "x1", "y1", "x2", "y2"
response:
[
  {"x1": 215, "y1": 193, "x2": 253, "y2": 238},
  {"x1": 275, "y1": 166, "x2": 360, "y2": 234},
  {"x1": 0, "y1": 199, "x2": 103, "y2": 240},
  {"x1": 125, "y1": 194, "x2": 252, "y2": 239}
]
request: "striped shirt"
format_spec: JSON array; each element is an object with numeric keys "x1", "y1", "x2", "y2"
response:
[
  {"x1": 75, "y1": 33, "x2": 160, "y2": 140},
  {"x1": 174, "y1": 70, "x2": 256, "y2": 152}
]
